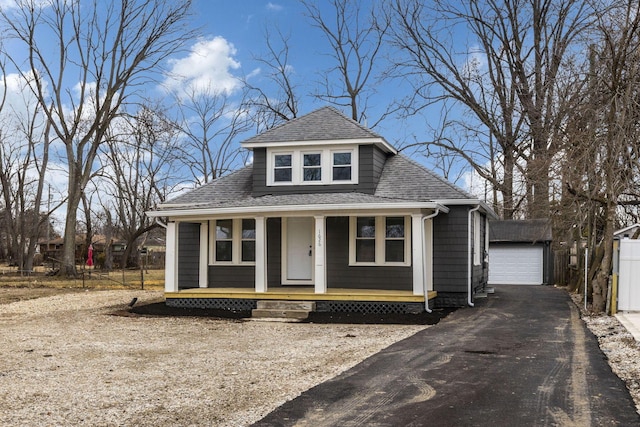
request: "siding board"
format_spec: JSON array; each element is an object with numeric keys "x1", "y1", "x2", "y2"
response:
[
  {"x1": 433, "y1": 207, "x2": 469, "y2": 294},
  {"x1": 178, "y1": 222, "x2": 200, "y2": 289},
  {"x1": 209, "y1": 266, "x2": 255, "y2": 288},
  {"x1": 267, "y1": 218, "x2": 282, "y2": 286}
]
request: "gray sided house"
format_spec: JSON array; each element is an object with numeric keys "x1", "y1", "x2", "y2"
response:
[{"x1": 148, "y1": 107, "x2": 497, "y2": 312}]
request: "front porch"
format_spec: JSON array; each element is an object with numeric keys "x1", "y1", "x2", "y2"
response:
[
  {"x1": 165, "y1": 287, "x2": 438, "y2": 314},
  {"x1": 166, "y1": 286, "x2": 437, "y2": 302}
]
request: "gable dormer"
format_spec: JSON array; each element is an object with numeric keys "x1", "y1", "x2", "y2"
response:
[{"x1": 241, "y1": 107, "x2": 397, "y2": 197}]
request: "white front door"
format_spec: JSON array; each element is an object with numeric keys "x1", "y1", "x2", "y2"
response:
[{"x1": 284, "y1": 217, "x2": 314, "y2": 284}]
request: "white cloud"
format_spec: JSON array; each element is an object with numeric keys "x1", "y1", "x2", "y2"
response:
[
  {"x1": 163, "y1": 36, "x2": 242, "y2": 98},
  {"x1": 266, "y1": 2, "x2": 283, "y2": 11}
]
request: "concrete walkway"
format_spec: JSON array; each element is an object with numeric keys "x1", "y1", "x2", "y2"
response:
[
  {"x1": 616, "y1": 312, "x2": 640, "y2": 342},
  {"x1": 253, "y1": 285, "x2": 639, "y2": 426}
]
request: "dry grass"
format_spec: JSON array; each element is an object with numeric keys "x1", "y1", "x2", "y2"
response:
[{"x1": 0, "y1": 266, "x2": 164, "y2": 291}]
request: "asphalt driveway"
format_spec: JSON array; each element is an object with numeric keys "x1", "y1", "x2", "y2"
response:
[{"x1": 252, "y1": 285, "x2": 640, "y2": 426}]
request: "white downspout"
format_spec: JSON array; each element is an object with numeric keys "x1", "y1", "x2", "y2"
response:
[
  {"x1": 468, "y1": 205, "x2": 481, "y2": 307},
  {"x1": 422, "y1": 208, "x2": 441, "y2": 313},
  {"x1": 155, "y1": 218, "x2": 168, "y2": 229}
]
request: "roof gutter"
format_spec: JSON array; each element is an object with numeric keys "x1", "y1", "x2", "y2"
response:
[
  {"x1": 434, "y1": 199, "x2": 499, "y2": 220},
  {"x1": 422, "y1": 208, "x2": 441, "y2": 313},
  {"x1": 468, "y1": 205, "x2": 481, "y2": 307},
  {"x1": 146, "y1": 202, "x2": 449, "y2": 219}
]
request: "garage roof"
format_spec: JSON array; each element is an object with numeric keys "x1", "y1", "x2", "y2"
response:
[{"x1": 489, "y1": 219, "x2": 552, "y2": 243}]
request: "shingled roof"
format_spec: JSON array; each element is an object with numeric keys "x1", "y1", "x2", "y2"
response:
[
  {"x1": 489, "y1": 219, "x2": 552, "y2": 243},
  {"x1": 161, "y1": 152, "x2": 473, "y2": 211},
  {"x1": 154, "y1": 106, "x2": 481, "y2": 214},
  {"x1": 241, "y1": 106, "x2": 393, "y2": 150}
]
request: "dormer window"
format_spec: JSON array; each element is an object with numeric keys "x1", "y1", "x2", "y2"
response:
[
  {"x1": 267, "y1": 146, "x2": 358, "y2": 186},
  {"x1": 274, "y1": 154, "x2": 293, "y2": 182},
  {"x1": 303, "y1": 153, "x2": 322, "y2": 181},
  {"x1": 332, "y1": 152, "x2": 352, "y2": 181}
]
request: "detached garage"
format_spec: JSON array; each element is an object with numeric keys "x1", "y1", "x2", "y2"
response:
[{"x1": 489, "y1": 219, "x2": 553, "y2": 286}]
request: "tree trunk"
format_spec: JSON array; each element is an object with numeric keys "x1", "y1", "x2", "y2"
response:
[
  {"x1": 592, "y1": 203, "x2": 615, "y2": 312},
  {"x1": 62, "y1": 176, "x2": 83, "y2": 277}
]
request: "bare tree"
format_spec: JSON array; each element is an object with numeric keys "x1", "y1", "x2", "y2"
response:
[
  {"x1": 302, "y1": 0, "x2": 391, "y2": 126},
  {"x1": 1, "y1": 0, "x2": 195, "y2": 277},
  {"x1": 388, "y1": 0, "x2": 592, "y2": 219},
  {"x1": 173, "y1": 87, "x2": 251, "y2": 185},
  {"x1": 100, "y1": 105, "x2": 181, "y2": 268},
  {"x1": 244, "y1": 27, "x2": 300, "y2": 129},
  {"x1": 0, "y1": 65, "x2": 65, "y2": 272},
  {"x1": 564, "y1": 0, "x2": 640, "y2": 312}
]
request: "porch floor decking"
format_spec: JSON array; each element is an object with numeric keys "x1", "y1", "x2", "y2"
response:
[{"x1": 165, "y1": 287, "x2": 436, "y2": 303}]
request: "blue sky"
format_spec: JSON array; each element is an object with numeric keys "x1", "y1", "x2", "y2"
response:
[
  {"x1": 179, "y1": 1, "x2": 484, "y2": 193},
  {"x1": 0, "y1": 0, "x2": 484, "y2": 230},
  {"x1": 179, "y1": 0, "x2": 432, "y2": 153}
]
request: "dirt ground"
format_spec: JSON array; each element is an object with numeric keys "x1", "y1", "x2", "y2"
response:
[
  {"x1": 0, "y1": 286, "x2": 85, "y2": 305},
  {"x1": 0, "y1": 286, "x2": 431, "y2": 426}
]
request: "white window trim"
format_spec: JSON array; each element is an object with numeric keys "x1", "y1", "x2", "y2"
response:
[
  {"x1": 267, "y1": 146, "x2": 358, "y2": 186},
  {"x1": 210, "y1": 219, "x2": 256, "y2": 266},
  {"x1": 330, "y1": 149, "x2": 355, "y2": 183},
  {"x1": 273, "y1": 152, "x2": 294, "y2": 184},
  {"x1": 349, "y1": 215, "x2": 411, "y2": 266}
]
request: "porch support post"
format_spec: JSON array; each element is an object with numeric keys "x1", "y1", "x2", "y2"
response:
[
  {"x1": 255, "y1": 216, "x2": 268, "y2": 292},
  {"x1": 314, "y1": 215, "x2": 326, "y2": 293},
  {"x1": 165, "y1": 222, "x2": 178, "y2": 292},
  {"x1": 198, "y1": 221, "x2": 208, "y2": 288},
  {"x1": 412, "y1": 214, "x2": 425, "y2": 295}
]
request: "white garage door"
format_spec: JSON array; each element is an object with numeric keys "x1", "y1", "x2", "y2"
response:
[{"x1": 489, "y1": 244, "x2": 543, "y2": 285}]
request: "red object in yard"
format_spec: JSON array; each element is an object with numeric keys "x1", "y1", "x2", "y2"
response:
[{"x1": 87, "y1": 244, "x2": 94, "y2": 267}]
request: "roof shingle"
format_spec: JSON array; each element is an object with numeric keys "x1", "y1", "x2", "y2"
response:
[
  {"x1": 162, "y1": 153, "x2": 474, "y2": 210},
  {"x1": 241, "y1": 106, "x2": 385, "y2": 144}
]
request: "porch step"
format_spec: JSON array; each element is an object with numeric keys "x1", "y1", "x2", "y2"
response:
[
  {"x1": 252, "y1": 300, "x2": 316, "y2": 320},
  {"x1": 256, "y1": 300, "x2": 316, "y2": 311}
]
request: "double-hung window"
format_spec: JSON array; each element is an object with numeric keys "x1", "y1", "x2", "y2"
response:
[
  {"x1": 241, "y1": 219, "x2": 256, "y2": 262},
  {"x1": 274, "y1": 154, "x2": 293, "y2": 183},
  {"x1": 215, "y1": 220, "x2": 233, "y2": 262},
  {"x1": 303, "y1": 153, "x2": 322, "y2": 182},
  {"x1": 385, "y1": 217, "x2": 405, "y2": 262},
  {"x1": 332, "y1": 152, "x2": 352, "y2": 181},
  {"x1": 212, "y1": 219, "x2": 256, "y2": 264},
  {"x1": 355, "y1": 217, "x2": 376, "y2": 262},
  {"x1": 350, "y1": 216, "x2": 410, "y2": 266}
]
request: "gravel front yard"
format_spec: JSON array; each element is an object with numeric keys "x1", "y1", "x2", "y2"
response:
[{"x1": 0, "y1": 290, "x2": 427, "y2": 426}]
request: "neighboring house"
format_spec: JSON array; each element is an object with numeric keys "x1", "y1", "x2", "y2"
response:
[
  {"x1": 488, "y1": 219, "x2": 553, "y2": 286},
  {"x1": 39, "y1": 235, "x2": 106, "y2": 266},
  {"x1": 148, "y1": 107, "x2": 496, "y2": 312}
]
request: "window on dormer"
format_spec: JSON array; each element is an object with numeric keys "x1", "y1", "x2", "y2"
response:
[
  {"x1": 332, "y1": 152, "x2": 352, "y2": 181},
  {"x1": 303, "y1": 153, "x2": 322, "y2": 181},
  {"x1": 267, "y1": 146, "x2": 358, "y2": 186},
  {"x1": 274, "y1": 154, "x2": 292, "y2": 182}
]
